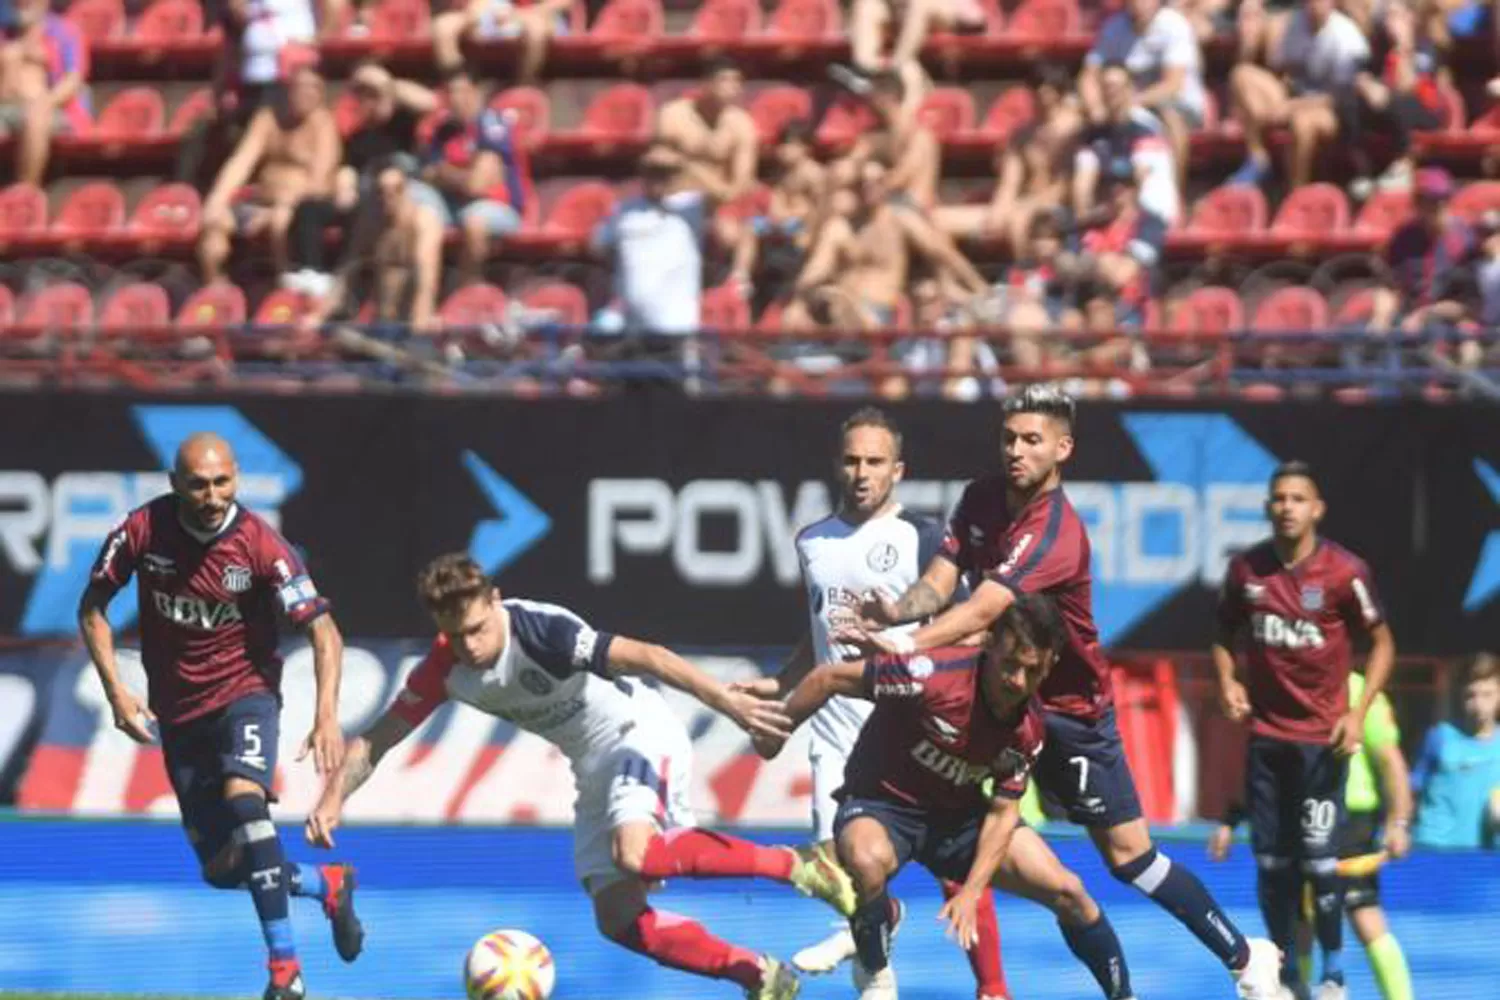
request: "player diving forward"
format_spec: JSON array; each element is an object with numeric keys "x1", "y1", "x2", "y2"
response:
[
  {"x1": 757, "y1": 594, "x2": 1139, "y2": 1000},
  {"x1": 306, "y1": 553, "x2": 859, "y2": 1000},
  {"x1": 736, "y1": 407, "x2": 1012, "y2": 1000},
  {"x1": 842, "y1": 385, "x2": 1283, "y2": 999},
  {"x1": 78, "y1": 433, "x2": 364, "y2": 1000}
]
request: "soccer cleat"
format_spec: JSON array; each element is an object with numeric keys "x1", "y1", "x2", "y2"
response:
[
  {"x1": 747, "y1": 957, "x2": 801, "y2": 1000},
  {"x1": 263, "y1": 960, "x2": 306, "y2": 1000},
  {"x1": 320, "y1": 863, "x2": 365, "y2": 962},
  {"x1": 852, "y1": 961, "x2": 898, "y2": 999},
  {"x1": 1314, "y1": 983, "x2": 1347, "y2": 1000},
  {"x1": 1234, "y1": 938, "x2": 1285, "y2": 1000},
  {"x1": 791, "y1": 924, "x2": 856, "y2": 974},
  {"x1": 788, "y1": 843, "x2": 857, "y2": 917}
]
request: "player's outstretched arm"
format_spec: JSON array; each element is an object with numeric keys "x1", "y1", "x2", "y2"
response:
[
  {"x1": 606, "y1": 637, "x2": 792, "y2": 742},
  {"x1": 299, "y1": 614, "x2": 346, "y2": 776},
  {"x1": 941, "y1": 795, "x2": 1022, "y2": 949},
  {"x1": 306, "y1": 709, "x2": 414, "y2": 849},
  {"x1": 754, "y1": 660, "x2": 868, "y2": 760},
  {"x1": 77, "y1": 582, "x2": 155, "y2": 744}
]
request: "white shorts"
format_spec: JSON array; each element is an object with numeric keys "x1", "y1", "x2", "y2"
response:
[
  {"x1": 808, "y1": 735, "x2": 853, "y2": 843},
  {"x1": 573, "y1": 708, "x2": 696, "y2": 895}
]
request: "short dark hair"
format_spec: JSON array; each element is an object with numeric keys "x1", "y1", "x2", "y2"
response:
[
  {"x1": 705, "y1": 56, "x2": 742, "y2": 78},
  {"x1": 417, "y1": 552, "x2": 493, "y2": 617},
  {"x1": 1269, "y1": 460, "x2": 1320, "y2": 495},
  {"x1": 841, "y1": 406, "x2": 903, "y2": 458},
  {"x1": 994, "y1": 593, "x2": 1067, "y2": 658},
  {"x1": 1469, "y1": 653, "x2": 1499, "y2": 686},
  {"x1": 1003, "y1": 384, "x2": 1077, "y2": 432},
  {"x1": 777, "y1": 118, "x2": 814, "y2": 147},
  {"x1": 1028, "y1": 63, "x2": 1073, "y2": 95}
]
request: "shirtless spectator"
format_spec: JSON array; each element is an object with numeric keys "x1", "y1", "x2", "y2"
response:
[
  {"x1": 784, "y1": 157, "x2": 987, "y2": 334},
  {"x1": 304, "y1": 159, "x2": 446, "y2": 334},
  {"x1": 729, "y1": 120, "x2": 825, "y2": 294},
  {"x1": 1228, "y1": 0, "x2": 1370, "y2": 189},
  {"x1": 0, "y1": 0, "x2": 90, "y2": 185},
  {"x1": 844, "y1": 0, "x2": 983, "y2": 102},
  {"x1": 934, "y1": 64, "x2": 1078, "y2": 252},
  {"x1": 844, "y1": 70, "x2": 941, "y2": 211},
  {"x1": 1074, "y1": 63, "x2": 1180, "y2": 230},
  {"x1": 419, "y1": 68, "x2": 532, "y2": 283},
  {"x1": 431, "y1": 0, "x2": 571, "y2": 81},
  {"x1": 656, "y1": 58, "x2": 758, "y2": 205},
  {"x1": 199, "y1": 65, "x2": 341, "y2": 284}
]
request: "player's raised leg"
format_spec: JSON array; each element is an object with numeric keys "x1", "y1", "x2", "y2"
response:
[{"x1": 834, "y1": 810, "x2": 907, "y2": 1000}]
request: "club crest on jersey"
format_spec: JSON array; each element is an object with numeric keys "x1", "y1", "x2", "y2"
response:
[
  {"x1": 519, "y1": 669, "x2": 554, "y2": 696},
  {"x1": 866, "y1": 542, "x2": 899, "y2": 573},
  {"x1": 1244, "y1": 582, "x2": 1266, "y2": 603},
  {"x1": 907, "y1": 655, "x2": 934, "y2": 679},
  {"x1": 1301, "y1": 586, "x2": 1324, "y2": 611},
  {"x1": 222, "y1": 565, "x2": 253, "y2": 593}
]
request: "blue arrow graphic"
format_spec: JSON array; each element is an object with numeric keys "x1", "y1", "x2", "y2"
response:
[
  {"x1": 463, "y1": 451, "x2": 551, "y2": 576},
  {"x1": 1463, "y1": 458, "x2": 1500, "y2": 613}
]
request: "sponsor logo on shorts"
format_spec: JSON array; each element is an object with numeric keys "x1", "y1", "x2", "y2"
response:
[{"x1": 222, "y1": 565, "x2": 252, "y2": 593}]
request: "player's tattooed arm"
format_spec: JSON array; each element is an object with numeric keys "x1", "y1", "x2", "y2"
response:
[
  {"x1": 874, "y1": 558, "x2": 960, "y2": 625},
  {"x1": 905, "y1": 577, "x2": 1014, "y2": 651}
]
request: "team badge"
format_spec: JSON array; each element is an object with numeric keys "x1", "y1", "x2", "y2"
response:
[
  {"x1": 519, "y1": 669, "x2": 554, "y2": 696},
  {"x1": 907, "y1": 655, "x2": 934, "y2": 679},
  {"x1": 1244, "y1": 583, "x2": 1265, "y2": 603},
  {"x1": 1300, "y1": 586, "x2": 1324, "y2": 611},
  {"x1": 222, "y1": 565, "x2": 252, "y2": 593},
  {"x1": 866, "y1": 542, "x2": 899, "y2": 573}
]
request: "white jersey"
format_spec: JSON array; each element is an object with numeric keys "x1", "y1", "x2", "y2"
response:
[{"x1": 796, "y1": 507, "x2": 945, "y2": 754}]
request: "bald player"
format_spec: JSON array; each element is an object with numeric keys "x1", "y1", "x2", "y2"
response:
[{"x1": 78, "y1": 433, "x2": 363, "y2": 1000}]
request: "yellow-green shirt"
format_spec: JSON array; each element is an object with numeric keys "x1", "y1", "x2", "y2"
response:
[{"x1": 1347, "y1": 673, "x2": 1401, "y2": 814}]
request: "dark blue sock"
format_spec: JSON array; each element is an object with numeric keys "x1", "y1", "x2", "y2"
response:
[
  {"x1": 226, "y1": 794, "x2": 297, "y2": 964},
  {"x1": 1059, "y1": 912, "x2": 1133, "y2": 999},
  {"x1": 286, "y1": 862, "x2": 327, "y2": 900},
  {"x1": 1112, "y1": 847, "x2": 1250, "y2": 969},
  {"x1": 1305, "y1": 860, "x2": 1344, "y2": 985},
  {"x1": 849, "y1": 893, "x2": 894, "y2": 973},
  {"x1": 1256, "y1": 858, "x2": 1302, "y2": 987}
]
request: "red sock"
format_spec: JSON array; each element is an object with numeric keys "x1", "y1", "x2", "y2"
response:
[
  {"x1": 612, "y1": 907, "x2": 763, "y2": 989},
  {"x1": 941, "y1": 879, "x2": 1010, "y2": 999},
  {"x1": 638, "y1": 829, "x2": 795, "y2": 881}
]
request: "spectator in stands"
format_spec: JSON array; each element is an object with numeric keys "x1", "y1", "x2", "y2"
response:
[
  {"x1": 880, "y1": 273, "x2": 993, "y2": 401},
  {"x1": 199, "y1": 64, "x2": 341, "y2": 284},
  {"x1": 430, "y1": 0, "x2": 572, "y2": 81},
  {"x1": 729, "y1": 119, "x2": 824, "y2": 297},
  {"x1": 0, "y1": 0, "x2": 90, "y2": 185},
  {"x1": 1080, "y1": 0, "x2": 1206, "y2": 198},
  {"x1": 1369, "y1": 167, "x2": 1475, "y2": 334},
  {"x1": 1070, "y1": 157, "x2": 1165, "y2": 368},
  {"x1": 1228, "y1": 0, "x2": 1371, "y2": 189},
  {"x1": 419, "y1": 68, "x2": 532, "y2": 284},
  {"x1": 1073, "y1": 63, "x2": 1180, "y2": 230},
  {"x1": 656, "y1": 58, "x2": 758, "y2": 204},
  {"x1": 997, "y1": 210, "x2": 1082, "y2": 370},
  {"x1": 935, "y1": 64, "x2": 1079, "y2": 253},
  {"x1": 1343, "y1": 0, "x2": 1446, "y2": 199},
  {"x1": 284, "y1": 61, "x2": 440, "y2": 294},
  {"x1": 845, "y1": 0, "x2": 982, "y2": 103},
  {"x1": 1412, "y1": 653, "x2": 1500, "y2": 850},
  {"x1": 845, "y1": 69, "x2": 942, "y2": 211},
  {"x1": 591, "y1": 144, "x2": 709, "y2": 336},
  {"x1": 302, "y1": 158, "x2": 446, "y2": 334}
]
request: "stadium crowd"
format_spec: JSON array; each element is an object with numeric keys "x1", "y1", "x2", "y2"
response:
[{"x1": 2, "y1": 0, "x2": 1500, "y2": 396}]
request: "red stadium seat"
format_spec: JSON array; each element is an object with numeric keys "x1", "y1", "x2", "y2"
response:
[
  {"x1": 129, "y1": 184, "x2": 203, "y2": 237},
  {"x1": 1170, "y1": 286, "x2": 1244, "y2": 336},
  {"x1": 53, "y1": 183, "x2": 126, "y2": 236},
  {"x1": 1353, "y1": 189, "x2": 1412, "y2": 236},
  {"x1": 817, "y1": 97, "x2": 877, "y2": 145},
  {"x1": 98, "y1": 283, "x2": 172, "y2": 333},
  {"x1": 1449, "y1": 181, "x2": 1500, "y2": 223},
  {"x1": 65, "y1": 0, "x2": 125, "y2": 41},
  {"x1": 578, "y1": 85, "x2": 654, "y2": 142},
  {"x1": 691, "y1": 0, "x2": 763, "y2": 40},
  {"x1": 748, "y1": 86, "x2": 813, "y2": 144},
  {"x1": 20, "y1": 283, "x2": 95, "y2": 329},
  {"x1": 1250, "y1": 287, "x2": 1329, "y2": 334},
  {"x1": 702, "y1": 284, "x2": 752, "y2": 330},
  {"x1": 177, "y1": 283, "x2": 248, "y2": 328},
  {"x1": 368, "y1": 0, "x2": 432, "y2": 39},
  {"x1": 490, "y1": 88, "x2": 552, "y2": 148},
  {"x1": 170, "y1": 88, "x2": 216, "y2": 135},
  {"x1": 755, "y1": 298, "x2": 786, "y2": 332},
  {"x1": 439, "y1": 284, "x2": 509, "y2": 326},
  {"x1": 1471, "y1": 103, "x2": 1500, "y2": 136},
  {"x1": 590, "y1": 0, "x2": 665, "y2": 39},
  {"x1": 520, "y1": 282, "x2": 589, "y2": 327},
  {"x1": 1006, "y1": 0, "x2": 1081, "y2": 38},
  {"x1": 977, "y1": 87, "x2": 1036, "y2": 143},
  {"x1": 135, "y1": 0, "x2": 205, "y2": 41},
  {"x1": 1435, "y1": 84, "x2": 1466, "y2": 132},
  {"x1": 332, "y1": 90, "x2": 364, "y2": 139},
  {"x1": 766, "y1": 0, "x2": 843, "y2": 39},
  {"x1": 1189, "y1": 185, "x2": 1269, "y2": 237},
  {"x1": 95, "y1": 88, "x2": 167, "y2": 138},
  {"x1": 0, "y1": 183, "x2": 48, "y2": 236},
  {"x1": 1270, "y1": 183, "x2": 1350, "y2": 237},
  {"x1": 916, "y1": 88, "x2": 976, "y2": 141},
  {"x1": 253, "y1": 289, "x2": 315, "y2": 326},
  {"x1": 0, "y1": 285, "x2": 14, "y2": 326},
  {"x1": 1332, "y1": 286, "x2": 1380, "y2": 327},
  {"x1": 543, "y1": 182, "x2": 617, "y2": 238}
]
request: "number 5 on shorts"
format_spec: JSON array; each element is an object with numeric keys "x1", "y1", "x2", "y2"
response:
[
  {"x1": 1070, "y1": 755, "x2": 1090, "y2": 795},
  {"x1": 239, "y1": 722, "x2": 266, "y2": 771}
]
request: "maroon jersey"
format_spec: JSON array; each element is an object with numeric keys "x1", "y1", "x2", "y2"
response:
[
  {"x1": 938, "y1": 477, "x2": 1112, "y2": 720},
  {"x1": 89, "y1": 495, "x2": 331, "y2": 725},
  {"x1": 841, "y1": 646, "x2": 1046, "y2": 812},
  {"x1": 1217, "y1": 539, "x2": 1384, "y2": 743}
]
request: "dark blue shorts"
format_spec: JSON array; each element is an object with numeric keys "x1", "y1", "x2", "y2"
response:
[
  {"x1": 160, "y1": 692, "x2": 280, "y2": 863},
  {"x1": 833, "y1": 795, "x2": 983, "y2": 884},
  {"x1": 1034, "y1": 708, "x2": 1144, "y2": 828},
  {"x1": 1245, "y1": 734, "x2": 1348, "y2": 864}
]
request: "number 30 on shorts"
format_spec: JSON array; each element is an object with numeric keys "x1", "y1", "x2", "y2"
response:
[{"x1": 1301, "y1": 798, "x2": 1337, "y2": 836}]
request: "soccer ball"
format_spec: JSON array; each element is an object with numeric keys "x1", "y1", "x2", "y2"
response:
[{"x1": 464, "y1": 929, "x2": 556, "y2": 1000}]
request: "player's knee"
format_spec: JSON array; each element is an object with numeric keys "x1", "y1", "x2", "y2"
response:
[
  {"x1": 837, "y1": 837, "x2": 894, "y2": 893},
  {"x1": 1050, "y1": 870, "x2": 1098, "y2": 925},
  {"x1": 609, "y1": 826, "x2": 655, "y2": 877}
]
